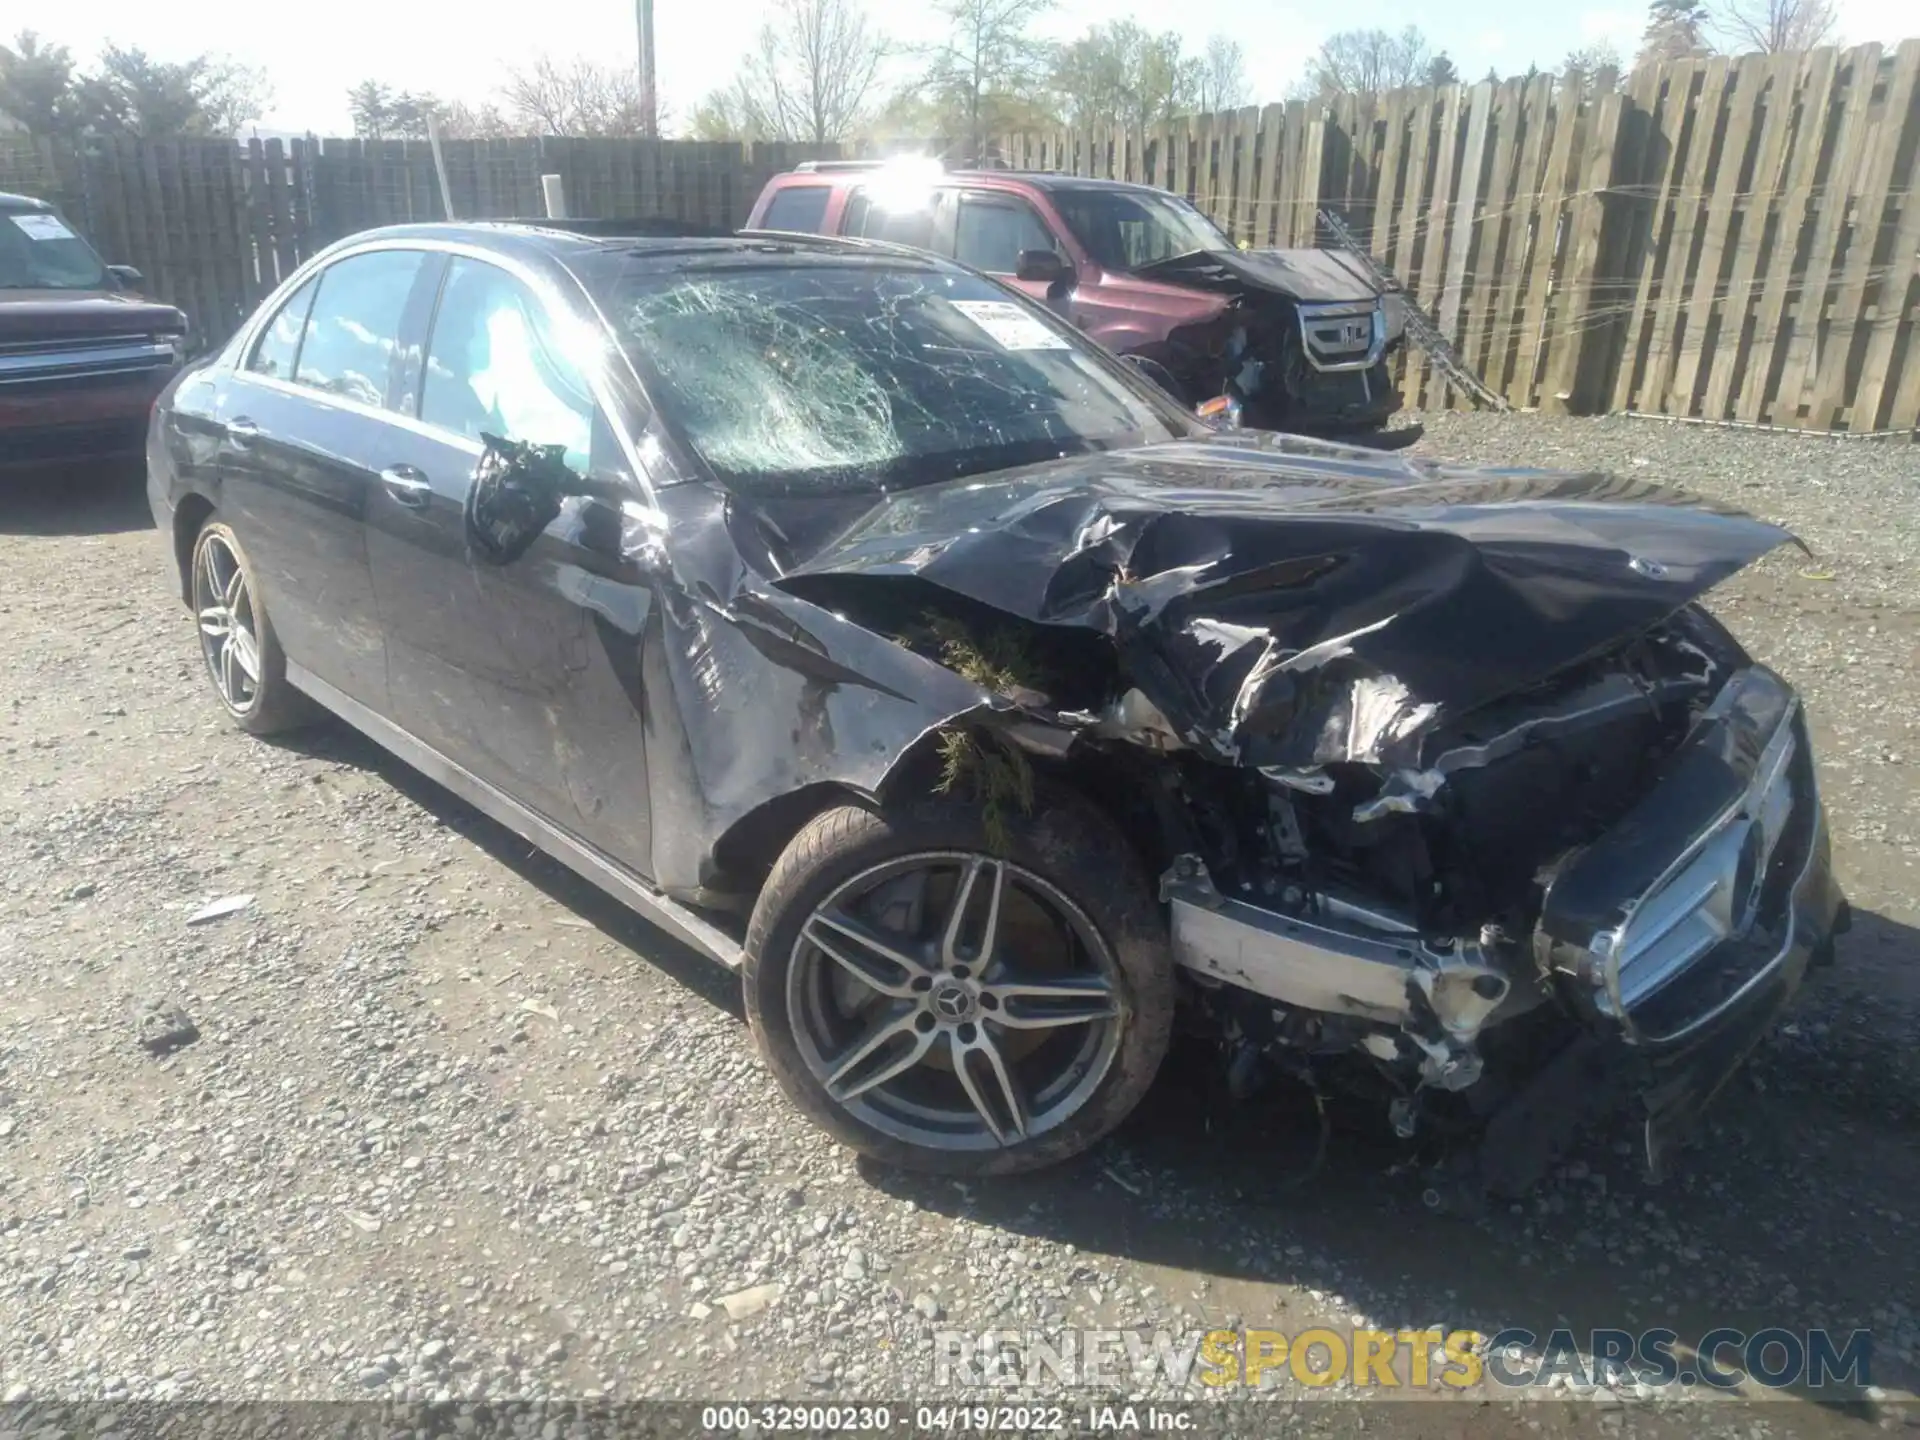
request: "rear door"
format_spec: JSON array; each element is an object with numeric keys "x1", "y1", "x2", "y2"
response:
[
  {"x1": 755, "y1": 183, "x2": 834, "y2": 235},
  {"x1": 214, "y1": 247, "x2": 430, "y2": 710},
  {"x1": 363, "y1": 253, "x2": 655, "y2": 872},
  {"x1": 838, "y1": 185, "x2": 950, "y2": 253}
]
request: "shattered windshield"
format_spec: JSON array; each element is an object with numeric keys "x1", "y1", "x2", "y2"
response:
[
  {"x1": 0, "y1": 207, "x2": 110, "y2": 290},
  {"x1": 600, "y1": 260, "x2": 1185, "y2": 496},
  {"x1": 1050, "y1": 189, "x2": 1233, "y2": 273}
]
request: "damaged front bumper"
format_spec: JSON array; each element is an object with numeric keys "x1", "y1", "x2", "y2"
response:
[
  {"x1": 1535, "y1": 664, "x2": 1846, "y2": 1181},
  {"x1": 1165, "y1": 664, "x2": 1843, "y2": 1195}
]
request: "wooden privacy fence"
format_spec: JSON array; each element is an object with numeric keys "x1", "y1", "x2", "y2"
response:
[
  {"x1": 3, "y1": 42, "x2": 1916, "y2": 432},
  {"x1": 1002, "y1": 39, "x2": 1920, "y2": 433}
]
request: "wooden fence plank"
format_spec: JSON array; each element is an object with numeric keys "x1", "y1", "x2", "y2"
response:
[
  {"x1": 1608, "y1": 61, "x2": 1702, "y2": 411},
  {"x1": 1807, "y1": 40, "x2": 1920, "y2": 428},
  {"x1": 1700, "y1": 53, "x2": 1801, "y2": 420},
  {"x1": 1733, "y1": 48, "x2": 1843, "y2": 420},
  {"x1": 1439, "y1": 82, "x2": 1495, "y2": 368},
  {"x1": 1769, "y1": 44, "x2": 1885, "y2": 424},
  {"x1": 1668, "y1": 53, "x2": 1770, "y2": 415},
  {"x1": 1512, "y1": 76, "x2": 1588, "y2": 407},
  {"x1": 1410, "y1": 89, "x2": 1464, "y2": 408},
  {"x1": 1642, "y1": 56, "x2": 1735, "y2": 411},
  {"x1": 1849, "y1": 45, "x2": 1920, "y2": 429},
  {"x1": 1461, "y1": 79, "x2": 1525, "y2": 385},
  {"x1": 1544, "y1": 91, "x2": 1630, "y2": 412}
]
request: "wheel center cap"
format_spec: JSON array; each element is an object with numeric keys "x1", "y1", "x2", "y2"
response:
[{"x1": 929, "y1": 980, "x2": 976, "y2": 1023}]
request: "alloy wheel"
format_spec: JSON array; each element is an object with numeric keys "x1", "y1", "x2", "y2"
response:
[
  {"x1": 787, "y1": 852, "x2": 1126, "y2": 1152},
  {"x1": 193, "y1": 532, "x2": 262, "y2": 714}
]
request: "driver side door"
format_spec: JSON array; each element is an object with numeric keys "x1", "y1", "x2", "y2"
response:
[{"x1": 363, "y1": 255, "x2": 656, "y2": 876}]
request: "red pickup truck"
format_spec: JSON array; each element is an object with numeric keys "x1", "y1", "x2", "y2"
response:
[
  {"x1": 1, "y1": 190, "x2": 187, "y2": 476},
  {"x1": 746, "y1": 160, "x2": 1405, "y2": 434}
]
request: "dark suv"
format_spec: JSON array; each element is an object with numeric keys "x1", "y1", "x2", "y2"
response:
[
  {"x1": 746, "y1": 160, "x2": 1405, "y2": 433},
  {"x1": 1, "y1": 191, "x2": 187, "y2": 476}
]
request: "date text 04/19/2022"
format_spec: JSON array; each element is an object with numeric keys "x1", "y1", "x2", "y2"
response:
[{"x1": 697, "y1": 1404, "x2": 1194, "y2": 1432}]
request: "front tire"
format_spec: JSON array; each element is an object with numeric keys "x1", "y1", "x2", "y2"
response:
[
  {"x1": 189, "y1": 519, "x2": 316, "y2": 736},
  {"x1": 743, "y1": 788, "x2": 1174, "y2": 1176}
]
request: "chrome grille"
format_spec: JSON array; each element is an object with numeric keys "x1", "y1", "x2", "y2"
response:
[
  {"x1": 1295, "y1": 300, "x2": 1386, "y2": 373},
  {"x1": 0, "y1": 335, "x2": 178, "y2": 384},
  {"x1": 1601, "y1": 705, "x2": 1799, "y2": 1018}
]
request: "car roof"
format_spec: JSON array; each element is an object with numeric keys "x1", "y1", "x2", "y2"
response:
[
  {"x1": 0, "y1": 191, "x2": 55, "y2": 213},
  {"x1": 770, "y1": 166, "x2": 1174, "y2": 199},
  {"x1": 327, "y1": 222, "x2": 956, "y2": 283}
]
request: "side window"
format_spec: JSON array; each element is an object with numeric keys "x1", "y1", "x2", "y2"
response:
[
  {"x1": 954, "y1": 197, "x2": 1058, "y2": 275},
  {"x1": 760, "y1": 185, "x2": 830, "y2": 234},
  {"x1": 247, "y1": 275, "x2": 318, "y2": 379},
  {"x1": 292, "y1": 249, "x2": 425, "y2": 408},
  {"x1": 842, "y1": 189, "x2": 936, "y2": 250},
  {"x1": 419, "y1": 257, "x2": 593, "y2": 473}
]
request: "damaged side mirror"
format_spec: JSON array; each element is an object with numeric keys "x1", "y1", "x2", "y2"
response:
[
  {"x1": 464, "y1": 432, "x2": 580, "y2": 566},
  {"x1": 1015, "y1": 248, "x2": 1073, "y2": 293}
]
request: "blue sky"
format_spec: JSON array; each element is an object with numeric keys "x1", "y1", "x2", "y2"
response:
[{"x1": 39, "y1": 0, "x2": 1917, "y2": 136}]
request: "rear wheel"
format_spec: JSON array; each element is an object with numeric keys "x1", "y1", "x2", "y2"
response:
[
  {"x1": 744, "y1": 790, "x2": 1173, "y2": 1175},
  {"x1": 190, "y1": 519, "x2": 316, "y2": 736}
]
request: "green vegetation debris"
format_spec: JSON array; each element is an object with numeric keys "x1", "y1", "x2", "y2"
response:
[{"x1": 916, "y1": 614, "x2": 1042, "y2": 854}]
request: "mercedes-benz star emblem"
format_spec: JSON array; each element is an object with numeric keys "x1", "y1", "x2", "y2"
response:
[{"x1": 930, "y1": 981, "x2": 974, "y2": 1022}]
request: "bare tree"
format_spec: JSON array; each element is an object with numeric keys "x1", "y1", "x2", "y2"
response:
[
  {"x1": 1712, "y1": 0, "x2": 1838, "y2": 52},
  {"x1": 924, "y1": 0, "x2": 1057, "y2": 164},
  {"x1": 1195, "y1": 35, "x2": 1250, "y2": 112},
  {"x1": 718, "y1": 0, "x2": 888, "y2": 144},
  {"x1": 1299, "y1": 27, "x2": 1435, "y2": 97},
  {"x1": 498, "y1": 55, "x2": 658, "y2": 137},
  {"x1": 1049, "y1": 22, "x2": 1195, "y2": 136}
]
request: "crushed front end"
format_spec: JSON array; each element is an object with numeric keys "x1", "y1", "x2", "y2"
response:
[
  {"x1": 768, "y1": 433, "x2": 1844, "y2": 1196},
  {"x1": 1136, "y1": 249, "x2": 1405, "y2": 432}
]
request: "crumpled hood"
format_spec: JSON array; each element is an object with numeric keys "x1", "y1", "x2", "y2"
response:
[
  {"x1": 772, "y1": 432, "x2": 1794, "y2": 770},
  {"x1": 1132, "y1": 247, "x2": 1382, "y2": 304},
  {"x1": 0, "y1": 290, "x2": 186, "y2": 343}
]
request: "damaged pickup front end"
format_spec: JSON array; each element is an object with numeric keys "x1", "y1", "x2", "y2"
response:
[
  {"x1": 758, "y1": 431, "x2": 1845, "y2": 1197},
  {"x1": 1139, "y1": 248, "x2": 1407, "y2": 433}
]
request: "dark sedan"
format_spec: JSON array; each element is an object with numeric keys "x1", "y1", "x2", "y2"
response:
[
  {"x1": 1, "y1": 191, "x2": 186, "y2": 475},
  {"x1": 147, "y1": 223, "x2": 1845, "y2": 1196}
]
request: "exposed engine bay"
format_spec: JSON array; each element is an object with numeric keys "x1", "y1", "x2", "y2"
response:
[{"x1": 1139, "y1": 248, "x2": 1408, "y2": 432}]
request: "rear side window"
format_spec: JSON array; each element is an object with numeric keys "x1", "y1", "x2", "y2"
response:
[
  {"x1": 955, "y1": 196, "x2": 1058, "y2": 275},
  {"x1": 291, "y1": 249, "x2": 426, "y2": 409},
  {"x1": 760, "y1": 185, "x2": 830, "y2": 234},
  {"x1": 247, "y1": 276, "x2": 318, "y2": 379},
  {"x1": 842, "y1": 190, "x2": 936, "y2": 250}
]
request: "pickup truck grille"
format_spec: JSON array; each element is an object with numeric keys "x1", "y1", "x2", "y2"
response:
[{"x1": 0, "y1": 333, "x2": 178, "y2": 385}]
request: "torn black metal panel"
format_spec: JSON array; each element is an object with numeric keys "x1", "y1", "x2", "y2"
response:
[
  {"x1": 1133, "y1": 248, "x2": 1382, "y2": 303},
  {"x1": 769, "y1": 432, "x2": 1794, "y2": 770},
  {"x1": 633, "y1": 481, "x2": 1000, "y2": 895}
]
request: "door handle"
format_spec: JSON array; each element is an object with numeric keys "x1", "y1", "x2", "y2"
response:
[
  {"x1": 225, "y1": 416, "x2": 259, "y2": 445},
  {"x1": 379, "y1": 464, "x2": 432, "y2": 509}
]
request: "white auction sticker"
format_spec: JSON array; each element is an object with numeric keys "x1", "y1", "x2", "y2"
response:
[
  {"x1": 10, "y1": 212, "x2": 78, "y2": 242},
  {"x1": 949, "y1": 299, "x2": 1070, "y2": 350}
]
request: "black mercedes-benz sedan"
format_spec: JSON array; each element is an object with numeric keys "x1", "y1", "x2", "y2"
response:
[{"x1": 147, "y1": 222, "x2": 1846, "y2": 1198}]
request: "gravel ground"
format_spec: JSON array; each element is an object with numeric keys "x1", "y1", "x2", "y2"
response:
[{"x1": 0, "y1": 413, "x2": 1915, "y2": 1434}]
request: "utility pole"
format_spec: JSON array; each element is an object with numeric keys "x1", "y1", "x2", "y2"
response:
[{"x1": 636, "y1": 0, "x2": 658, "y2": 137}]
